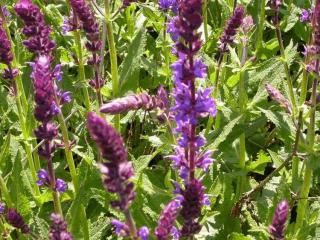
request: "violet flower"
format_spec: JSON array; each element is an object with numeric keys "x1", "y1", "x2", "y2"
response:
[
  {"x1": 49, "y1": 213, "x2": 73, "y2": 240},
  {"x1": 6, "y1": 208, "x2": 30, "y2": 234},
  {"x1": 300, "y1": 9, "x2": 311, "y2": 23},
  {"x1": 159, "y1": 0, "x2": 178, "y2": 13},
  {"x1": 219, "y1": 5, "x2": 245, "y2": 53},
  {"x1": 269, "y1": 200, "x2": 289, "y2": 240},
  {"x1": 155, "y1": 199, "x2": 181, "y2": 240},
  {"x1": 37, "y1": 169, "x2": 68, "y2": 193},
  {"x1": 265, "y1": 84, "x2": 292, "y2": 113},
  {"x1": 100, "y1": 87, "x2": 168, "y2": 114},
  {"x1": 14, "y1": 0, "x2": 55, "y2": 54}
]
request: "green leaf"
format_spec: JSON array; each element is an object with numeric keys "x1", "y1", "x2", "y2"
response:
[
  {"x1": 248, "y1": 150, "x2": 271, "y2": 175},
  {"x1": 205, "y1": 114, "x2": 244, "y2": 151},
  {"x1": 119, "y1": 22, "x2": 146, "y2": 94}
]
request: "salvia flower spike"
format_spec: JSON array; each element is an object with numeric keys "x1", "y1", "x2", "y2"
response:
[
  {"x1": 100, "y1": 87, "x2": 169, "y2": 114},
  {"x1": 6, "y1": 208, "x2": 30, "y2": 234},
  {"x1": 219, "y1": 5, "x2": 245, "y2": 53},
  {"x1": 87, "y1": 112, "x2": 140, "y2": 238},
  {"x1": 164, "y1": 0, "x2": 217, "y2": 237},
  {"x1": 269, "y1": 200, "x2": 289, "y2": 240},
  {"x1": 14, "y1": 0, "x2": 55, "y2": 54},
  {"x1": 155, "y1": 199, "x2": 181, "y2": 240},
  {"x1": 49, "y1": 213, "x2": 73, "y2": 240},
  {"x1": 265, "y1": 84, "x2": 292, "y2": 113}
]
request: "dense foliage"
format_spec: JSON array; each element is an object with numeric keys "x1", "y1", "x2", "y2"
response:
[{"x1": 0, "y1": 0, "x2": 319, "y2": 239}]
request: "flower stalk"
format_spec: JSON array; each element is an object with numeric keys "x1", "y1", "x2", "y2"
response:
[
  {"x1": 272, "y1": 1, "x2": 297, "y2": 116},
  {"x1": 105, "y1": 0, "x2": 120, "y2": 131}
]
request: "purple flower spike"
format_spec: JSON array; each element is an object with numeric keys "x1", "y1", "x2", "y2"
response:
[
  {"x1": 70, "y1": 0, "x2": 101, "y2": 53},
  {"x1": 0, "y1": 202, "x2": 5, "y2": 214},
  {"x1": 180, "y1": 179, "x2": 205, "y2": 237},
  {"x1": 265, "y1": 84, "x2": 292, "y2": 113},
  {"x1": 138, "y1": 226, "x2": 149, "y2": 240},
  {"x1": 49, "y1": 213, "x2": 73, "y2": 240},
  {"x1": 0, "y1": 23, "x2": 13, "y2": 65},
  {"x1": 15, "y1": 0, "x2": 55, "y2": 54},
  {"x1": 219, "y1": 5, "x2": 245, "y2": 53},
  {"x1": 6, "y1": 208, "x2": 30, "y2": 234},
  {"x1": 155, "y1": 199, "x2": 181, "y2": 240},
  {"x1": 111, "y1": 220, "x2": 130, "y2": 237},
  {"x1": 87, "y1": 112, "x2": 135, "y2": 211},
  {"x1": 55, "y1": 179, "x2": 68, "y2": 193},
  {"x1": 100, "y1": 90, "x2": 168, "y2": 115},
  {"x1": 269, "y1": 200, "x2": 289, "y2": 240}
]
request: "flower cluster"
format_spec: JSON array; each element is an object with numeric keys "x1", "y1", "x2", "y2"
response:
[
  {"x1": 14, "y1": 0, "x2": 55, "y2": 54},
  {"x1": 87, "y1": 112, "x2": 149, "y2": 239},
  {"x1": 70, "y1": 0, "x2": 101, "y2": 63},
  {"x1": 269, "y1": 200, "x2": 289, "y2": 240},
  {"x1": 100, "y1": 87, "x2": 168, "y2": 114},
  {"x1": 158, "y1": 0, "x2": 217, "y2": 237},
  {"x1": 155, "y1": 199, "x2": 181, "y2": 240},
  {"x1": 37, "y1": 169, "x2": 68, "y2": 193},
  {"x1": 219, "y1": 6, "x2": 245, "y2": 53},
  {"x1": 6, "y1": 208, "x2": 30, "y2": 234},
  {"x1": 49, "y1": 213, "x2": 73, "y2": 240},
  {"x1": 265, "y1": 84, "x2": 292, "y2": 113}
]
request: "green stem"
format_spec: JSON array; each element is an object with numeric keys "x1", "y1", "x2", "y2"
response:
[
  {"x1": 0, "y1": 9, "x2": 28, "y2": 110},
  {"x1": 105, "y1": 0, "x2": 120, "y2": 131},
  {"x1": 124, "y1": 209, "x2": 137, "y2": 238},
  {"x1": 275, "y1": 21, "x2": 297, "y2": 116},
  {"x1": 295, "y1": 73, "x2": 318, "y2": 233},
  {"x1": 203, "y1": 0, "x2": 209, "y2": 42},
  {"x1": 0, "y1": 175, "x2": 13, "y2": 208},
  {"x1": 56, "y1": 112, "x2": 79, "y2": 194},
  {"x1": 15, "y1": 95, "x2": 40, "y2": 196},
  {"x1": 205, "y1": 54, "x2": 224, "y2": 136},
  {"x1": 73, "y1": 30, "x2": 91, "y2": 111},
  {"x1": 163, "y1": 16, "x2": 171, "y2": 85},
  {"x1": 236, "y1": 44, "x2": 247, "y2": 199},
  {"x1": 47, "y1": 156, "x2": 63, "y2": 216},
  {"x1": 255, "y1": 0, "x2": 266, "y2": 57}
]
